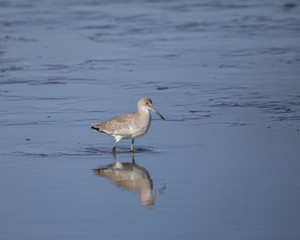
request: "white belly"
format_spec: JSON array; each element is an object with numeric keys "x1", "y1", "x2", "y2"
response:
[{"x1": 115, "y1": 114, "x2": 151, "y2": 140}]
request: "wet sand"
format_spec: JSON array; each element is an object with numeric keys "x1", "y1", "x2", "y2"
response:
[{"x1": 1, "y1": 0, "x2": 300, "y2": 239}]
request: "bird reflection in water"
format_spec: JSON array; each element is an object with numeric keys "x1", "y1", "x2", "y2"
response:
[{"x1": 93, "y1": 152, "x2": 165, "y2": 206}]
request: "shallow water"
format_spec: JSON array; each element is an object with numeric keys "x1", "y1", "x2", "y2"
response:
[{"x1": 1, "y1": 0, "x2": 300, "y2": 239}]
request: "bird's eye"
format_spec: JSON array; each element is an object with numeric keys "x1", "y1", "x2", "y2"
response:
[{"x1": 145, "y1": 102, "x2": 149, "y2": 105}]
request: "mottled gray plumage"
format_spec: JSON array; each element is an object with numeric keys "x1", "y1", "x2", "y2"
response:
[{"x1": 91, "y1": 97, "x2": 165, "y2": 152}]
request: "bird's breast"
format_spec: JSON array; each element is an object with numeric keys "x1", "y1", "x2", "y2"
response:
[{"x1": 130, "y1": 113, "x2": 151, "y2": 138}]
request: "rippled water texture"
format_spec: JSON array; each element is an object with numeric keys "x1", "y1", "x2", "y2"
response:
[{"x1": 1, "y1": 0, "x2": 300, "y2": 239}]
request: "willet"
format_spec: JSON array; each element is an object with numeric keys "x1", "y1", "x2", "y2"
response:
[{"x1": 91, "y1": 97, "x2": 165, "y2": 152}]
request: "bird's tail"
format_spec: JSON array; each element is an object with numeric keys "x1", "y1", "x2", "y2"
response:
[
  {"x1": 91, "y1": 122, "x2": 104, "y2": 132},
  {"x1": 91, "y1": 125, "x2": 100, "y2": 131}
]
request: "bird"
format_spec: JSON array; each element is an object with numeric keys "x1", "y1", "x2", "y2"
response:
[{"x1": 91, "y1": 97, "x2": 165, "y2": 152}]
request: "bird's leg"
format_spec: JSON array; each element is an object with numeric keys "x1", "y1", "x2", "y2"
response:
[
  {"x1": 131, "y1": 151, "x2": 135, "y2": 164},
  {"x1": 112, "y1": 138, "x2": 121, "y2": 153},
  {"x1": 130, "y1": 139, "x2": 135, "y2": 152},
  {"x1": 112, "y1": 149, "x2": 118, "y2": 160},
  {"x1": 112, "y1": 145, "x2": 116, "y2": 153}
]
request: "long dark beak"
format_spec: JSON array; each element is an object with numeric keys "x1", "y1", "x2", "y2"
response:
[{"x1": 152, "y1": 107, "x2": 165, "y2": 120}]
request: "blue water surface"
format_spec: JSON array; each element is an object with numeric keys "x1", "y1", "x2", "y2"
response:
[{"x1": 1, "y1": 0, "x2": 300, "y2": 239}]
